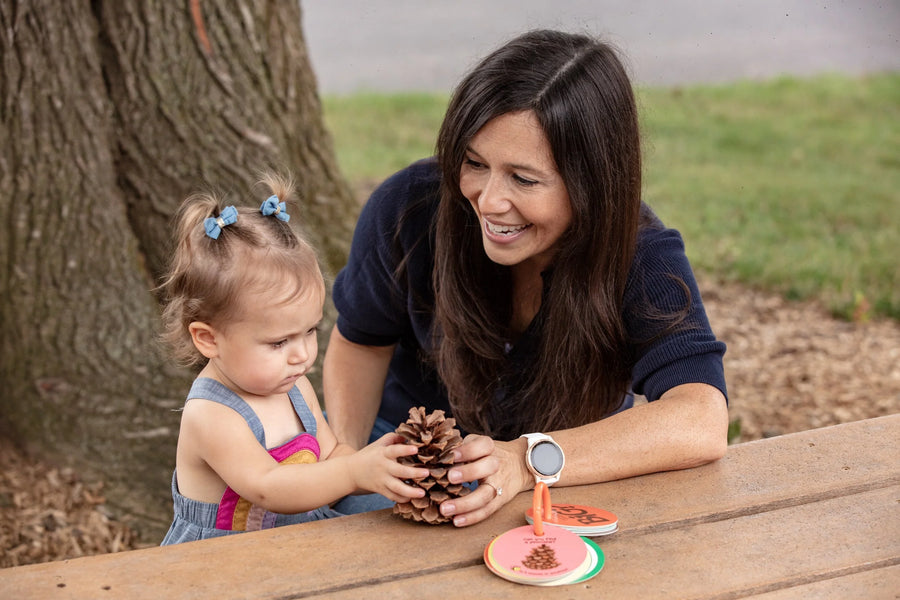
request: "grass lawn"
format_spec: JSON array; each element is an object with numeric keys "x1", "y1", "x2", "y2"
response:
[{"x1": 322, "y1": 73, "x2": 900, "y2": 321}]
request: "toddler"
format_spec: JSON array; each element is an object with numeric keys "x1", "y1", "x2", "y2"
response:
[{"x1": 158, "y1": 174, "x2": 427, "y2": 545}]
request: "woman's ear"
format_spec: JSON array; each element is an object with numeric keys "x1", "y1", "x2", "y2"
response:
[{"x1": 189, "y1": 322, "x2": 219, "y2": 359}]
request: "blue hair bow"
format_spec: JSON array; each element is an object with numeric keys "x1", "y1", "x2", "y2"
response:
[
  {"x1": 260, "y1": 195, "x2": 290, "y2": 222},
  {"x1": 203, "y1": 205, "x2": 238, "y2": 239}
]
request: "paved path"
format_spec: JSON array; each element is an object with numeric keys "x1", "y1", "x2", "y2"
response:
[{"x1": 302, "y1": 0, "x2": 899, "y2": 94}]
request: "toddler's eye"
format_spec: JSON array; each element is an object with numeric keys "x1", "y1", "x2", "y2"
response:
[{"x1": 271, "y1": 339, "x2": 287, "y2": 349}]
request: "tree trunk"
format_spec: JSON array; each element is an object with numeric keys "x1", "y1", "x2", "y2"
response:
[{"x1": 0, "y1": 0, "x2": 356, "y2": 542}]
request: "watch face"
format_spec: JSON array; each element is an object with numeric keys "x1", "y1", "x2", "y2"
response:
[{"x1": 531, "y1": 441, "x2": 564, "y2": 476}]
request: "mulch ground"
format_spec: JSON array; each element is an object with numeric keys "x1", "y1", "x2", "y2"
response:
[
  {"x1": 701, "y1": 277, "x2": 900, "y2": 440},
  {"x1": 2, "y1": 278, "x2": 898, "y2": 568}
]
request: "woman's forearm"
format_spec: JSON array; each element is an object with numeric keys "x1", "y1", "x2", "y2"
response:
[
  {"x1": 322, "y1": 326, "x2": 395, "y2": 449},
  {"x1": 443, "y1": 383, "x2": 728, "y2": 528},
  {"x1": 548, "y1": 382, "x2": 729, "y2": 487}
]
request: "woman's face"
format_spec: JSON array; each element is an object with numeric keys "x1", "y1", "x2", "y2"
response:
[{"x1": 459, "y1": 110, "x2": 572, "y2": 275}]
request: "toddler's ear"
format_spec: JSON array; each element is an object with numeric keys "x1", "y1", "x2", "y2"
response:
[{"x1": 188, "y1": 322, "x2": 219, "y2": 359}]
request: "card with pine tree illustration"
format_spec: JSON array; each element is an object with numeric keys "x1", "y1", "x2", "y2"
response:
[{"x1": 485, "y1": 524, "x2": 588, "y2": 583}]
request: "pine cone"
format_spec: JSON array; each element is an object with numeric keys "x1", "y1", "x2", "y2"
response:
[{"x1": 392, "y1": 407, "x2": 470, "y2": 524}]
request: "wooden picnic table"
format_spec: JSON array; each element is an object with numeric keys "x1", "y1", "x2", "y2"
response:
[{"x1": 1, "y1": 414, "x2": 898, "y2": 599}]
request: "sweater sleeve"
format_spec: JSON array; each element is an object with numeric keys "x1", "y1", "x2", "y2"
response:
[
  {"x1": 625, "y1": 215, "x2": 728, "y2": 403},
  {"x1": 332, "y1": 160, "x2": 439, "y2": 347}
]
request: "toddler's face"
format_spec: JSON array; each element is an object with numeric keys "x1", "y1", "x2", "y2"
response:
[{"x1": 210, "y1": 280, "x2": 324, "y2": 399}]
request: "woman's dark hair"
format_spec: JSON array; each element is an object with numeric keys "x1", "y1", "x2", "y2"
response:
[{"x1": 433, "y1": 30, "x2": 644, "y2": 439}]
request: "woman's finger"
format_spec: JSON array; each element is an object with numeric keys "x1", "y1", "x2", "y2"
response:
[
  {"x1": 452, "y1": 433, "x2": 494, "y2": 463},
  {"x1": 440, "y1": 481, "x2": 506, "y2": 527}
]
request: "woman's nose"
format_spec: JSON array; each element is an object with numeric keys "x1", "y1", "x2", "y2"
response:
[{"x1": 477, "y1": 173, "x2": 512, "y2": 214}]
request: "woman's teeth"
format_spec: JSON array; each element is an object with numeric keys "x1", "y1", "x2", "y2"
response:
[{"x1": 487, "y1": 221, "x2": 528, "y2": 235}]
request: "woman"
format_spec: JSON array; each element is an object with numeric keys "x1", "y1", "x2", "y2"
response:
[{"x1": 324, "y1": 29, "x2": 728, "y2": 526}]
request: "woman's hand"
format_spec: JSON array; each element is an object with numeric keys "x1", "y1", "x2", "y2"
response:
[{"x1": 439, "y1": 434, "x2": 532, "y2": 527}]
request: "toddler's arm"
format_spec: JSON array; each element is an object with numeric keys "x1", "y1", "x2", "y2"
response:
[{"x1": 184, "y1": 396, "x2": 426, "y2": 514}]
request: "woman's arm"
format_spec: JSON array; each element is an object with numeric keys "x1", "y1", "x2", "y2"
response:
[
  {"x1": 294, "y1": 374, "x2": 376, "y2": 464},
  {"x1": 439, "y1": 382, "x2": 728, "y2": 526},
  {"x1": 322, "y1": 326, "x2": 396, "y2": 449},
  {"x1": 553, "y1": 382, "x2": 729, "y2": 484},
  {"x1": 296, "y1": 374, "x2": 345, "y2": 460}
]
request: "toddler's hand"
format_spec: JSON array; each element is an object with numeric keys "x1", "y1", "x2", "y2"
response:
[{"x1": 350, "y1": 433, "x2": 429, "y2": 502}]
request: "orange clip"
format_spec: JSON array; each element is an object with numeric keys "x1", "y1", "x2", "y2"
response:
[{"x1": 531, "y1": 482, "x2": 553, "y2": 536}]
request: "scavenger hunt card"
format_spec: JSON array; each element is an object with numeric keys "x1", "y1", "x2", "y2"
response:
[
  {"x1": 484, "y1": 524, "x2": 588, "y2": 584},
  {"x1": 525, "y1": 503, "x2": 619, "y2": 536}
]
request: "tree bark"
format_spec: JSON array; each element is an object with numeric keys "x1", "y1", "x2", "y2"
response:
[{"x1": 0, "y1": 0, "x2": 356, "y2": 542}]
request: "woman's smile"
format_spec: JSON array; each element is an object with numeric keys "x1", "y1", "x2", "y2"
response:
[{"x1": 483, "y1": 217, "x2": 532, "y2": 241}]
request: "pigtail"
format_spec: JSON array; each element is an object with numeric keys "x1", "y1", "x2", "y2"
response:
[
  {"x1": 258, "y1": 171, "x2": 295, "y2": 206},
  {"x1": 157, "y1": 193, "x2": 226, "y2": 366},
  {"x1": 256, "y1": 171, "x2": 319, "y2": 263},
  {"x1": 170, "y1": 194, "x2": 223, "y2": 266}
]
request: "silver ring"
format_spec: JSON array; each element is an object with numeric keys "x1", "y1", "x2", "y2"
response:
[{"x1": 484, "y1": 482, "x2": 503, "y2": 498}]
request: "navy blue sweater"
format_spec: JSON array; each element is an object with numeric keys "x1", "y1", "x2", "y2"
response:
[{"x1": 333, "y1": 159, "x2": 727, "y2": 436}]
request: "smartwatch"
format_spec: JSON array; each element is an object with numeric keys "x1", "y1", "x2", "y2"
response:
[{"x1": 520, "y1": 433, "x2": 565, "y2": 486}]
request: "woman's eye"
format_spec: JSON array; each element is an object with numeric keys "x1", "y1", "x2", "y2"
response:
[
  {"x1": 463, "y1": 157, "x2": 484, "y2": 169},
  {"x1": 513, "y1": 174, "x2": 538, "y2": 186}
]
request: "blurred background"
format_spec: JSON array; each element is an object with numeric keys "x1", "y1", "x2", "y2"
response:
[{"x1": 303, "y1": 0, "x2": 900, "y2": 94}]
